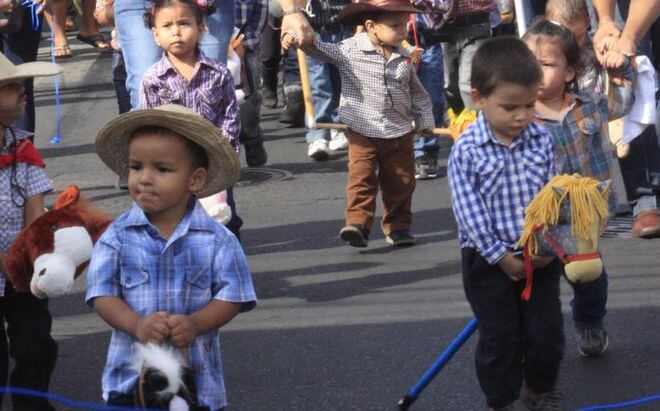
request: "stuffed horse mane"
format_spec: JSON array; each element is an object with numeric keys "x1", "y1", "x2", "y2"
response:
[{"x1": 519, "y1": 174, "x2": 610, "y2": 254}]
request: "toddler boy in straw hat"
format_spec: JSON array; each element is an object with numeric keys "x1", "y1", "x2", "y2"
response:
[
  {"x1": 0, "y1": 52, "x2": 61, "y2": 410},
  {"x1": 87, "y1": 104, "x2": 256, "y2": 410},
  {"x1": 283, "y1": 0, "x2": 435, "y2": 247}
]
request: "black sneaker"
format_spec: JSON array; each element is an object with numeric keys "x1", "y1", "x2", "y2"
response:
[
  {"x1": 385, "y1": 230, "x2": 416, "y2": 246},
  {"x1": 522, "y1": 387, "x2": 562, "y2": 411},
  {"x1": 415, "y1": 155, "x2": 439, "y2": 180},
  {"x1": 246, "y1": 143, "x2": 268, "y2": 167},
  {"x1": 339, "y1": 225, "x2": 369, "y2": 247},
  {"x1": 578, "y1": 327, "x2": 609, "y2": 357}
]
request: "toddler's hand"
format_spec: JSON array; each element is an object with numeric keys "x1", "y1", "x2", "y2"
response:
[
  {"x1": 531, "y1": 254, "x2": 554, "y2": 269},
  {"x1": 498, "y1": 252, "x2": 526, "y2": 282},
  {"x1": 135, "y1": 311, "x2": 169, "y2": 343},
  {"x1": 166, "y1": 315, "x2": 197, "y2": 348},
  {"x1": 281, "y1": 30, "x2": 298, "y2": 51}
]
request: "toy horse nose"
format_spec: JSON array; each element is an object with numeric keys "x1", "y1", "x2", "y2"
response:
[
  {"x1": 31, "y1": 253, "x2": 77, "y2": 299},
  {"x1": 565, "y1": 257, "x2": 603, "y2": 284}
]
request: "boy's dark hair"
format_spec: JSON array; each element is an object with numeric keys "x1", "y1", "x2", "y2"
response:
[
  {"x1": 143, "y1": 0, "x2": 214, "y2": 29},
  {"x1": 523, "y1": 19, "x2": 582, "y2": 91},
  {"x1": 130, "y1": 126, "x2": 209, "y2": 170},
  {"x1": 471, "y1": 36, "x2": 542, "y2": 97}
]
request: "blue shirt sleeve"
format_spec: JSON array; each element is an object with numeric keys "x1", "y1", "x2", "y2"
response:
[
  {"x1": 211, "y1": 233, "x2": 257, "y2": 311},
  {"x1": 85, "y1": 233, "x2": 122, "y2": 307}
]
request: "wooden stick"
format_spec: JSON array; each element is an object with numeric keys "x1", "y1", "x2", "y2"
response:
[{"x1": 296, "y1": 49, "x2": 316, "y2": 128}]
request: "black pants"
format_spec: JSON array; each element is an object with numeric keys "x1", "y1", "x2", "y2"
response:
[
  {"x1": 0, "y1": 289, "x2": 58, "y2": 411},
  {"x1": 462, "y1": 248, "x2": 564, "y2": 409},
  {"x1": 107, "y1": 391, "x2": 224, "y2": 411}
]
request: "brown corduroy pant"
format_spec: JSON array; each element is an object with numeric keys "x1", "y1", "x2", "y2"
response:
[{"x1": 345, "y1": 129, "x2": 416, "y2": 236}]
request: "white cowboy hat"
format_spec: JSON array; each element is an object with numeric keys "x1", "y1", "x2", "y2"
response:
[
  {"x1": 0, "y1": 52, "x2": 61, "y2": 85},
  {"x1": 96, "y1": 104, "x2": 241, "y2": 196}
]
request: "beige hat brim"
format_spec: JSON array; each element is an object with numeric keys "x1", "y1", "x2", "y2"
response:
[
  {"x1": 95, "y1": 105, "x2": 241, "y2": 197},
  {"x1": 0, "y1": 61, "x2": 62, "y2": 84}
]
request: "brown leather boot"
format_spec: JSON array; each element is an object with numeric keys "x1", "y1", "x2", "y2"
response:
[{"x1": 632, "y1": 209, "x2": 660, "y2": 238}]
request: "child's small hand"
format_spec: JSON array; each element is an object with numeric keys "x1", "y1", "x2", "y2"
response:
[
  {"x1": 498, "y1": 252, "x2": 526, "y2": 282},
  {"x1": 281, "y1": 30, "x2": 298, "y2": 51},
  {"x1": 531, "y1": 254, "x2": 554, "y2": 269},
  {"x1": 135, "y1": 311, "x2": 170, "y2": 343},
  {"x1": 166, "y1": 315, "x2": 197, "y2": 348}
]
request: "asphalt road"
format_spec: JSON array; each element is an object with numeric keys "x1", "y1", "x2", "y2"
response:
[{"x1": 7, "y1": 35, "x2": 658, "y2": 411}]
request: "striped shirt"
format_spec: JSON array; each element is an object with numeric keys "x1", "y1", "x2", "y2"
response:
[
  {"x1": 85, "y1": 200, "x2": 256, "y2": 410},
  {"x1": 300, "y1": 32, "x2": 435, "y2": 139},
  {"x1": 139, "y1": 52, "x2": 240, "y2": 154},
  {"x1": 448, "y1": 112, "x2": 556, "y2": 264},
  {"x1": 0, "y1": 129, "x2": 52, "y2": 296},
  {"x1": 235, "y1": 0, "x2": 268, "y2": 50},
  {"x1": 535, "y1": 65, "x2": 634, "y2": 217}
]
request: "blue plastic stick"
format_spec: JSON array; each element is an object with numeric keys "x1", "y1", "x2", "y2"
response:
[
  {"x1": 0, "y1": 386, "x2": 161, "y2": 410},
  {"x1": 398, "y1": 318, "x2": 478, "y2": 410}
]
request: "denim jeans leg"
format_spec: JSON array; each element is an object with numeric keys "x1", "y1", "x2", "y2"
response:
[
  {"x1": 305, "y1": 55, "x2": 333, "y2": 144},
  {"x1": 114, "y1": 0, "x2": 163, "y2": 109},
  {"x1": 199, "y1": 0, "x2": 234, "y2": 65},
  {"x1": 458, "y1": 36, "x2": 489, "y2": 110},
  {"x1": 112, "y1": 52, "x2": 132, "y2": 115},
  {"x1": 570, "y1": 268, "x2": 608, "y2": 329},
  {"x1": 283, "y1": 47, "x2": 301, "y2": 84},
  {"x1": 418, "y1": 44, "x2": 446, "y2": 125},
  {"x1": 2, "y1": 12, "x2": 43, "y2": 132}
]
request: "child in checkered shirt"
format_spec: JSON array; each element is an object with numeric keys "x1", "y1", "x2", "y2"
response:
[
  {"x1": 448, "y1": 37, "x2": 564, "y2": 410},
  {"x1": 283, "y1": 0, "x2": 435, "y2": 248},
  {"x1": 0, "y1": 54, "x2": 60, "y2": 410}
]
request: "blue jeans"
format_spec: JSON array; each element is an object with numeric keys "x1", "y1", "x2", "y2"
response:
[
  {"x1": 305, "y1": 31, "x2": 349, "y2": 144},
  {"x1": 570, "y1": 268, "x2": 608, "y2": 329},
  {"x1": 414, "y1": 44, "x2": 445, "y2": 159},
  {"x1": 114, "y1": 0, "x2": 234, "y2": 109},
  {"x1": 1, "y1": 12, "x2": 43, "y2": 132},
  {"x1": 112, "y1": 52, "x2": 131, "y2": 115}
]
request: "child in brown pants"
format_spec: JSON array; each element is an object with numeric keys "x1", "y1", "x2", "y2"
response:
[{"x1": 284, "y1": 0, "x2": 435, "y2": 247}]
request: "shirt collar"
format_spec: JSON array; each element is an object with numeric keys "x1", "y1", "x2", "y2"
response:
[
  {"x1": 123, "y1": 197, "x2": 216, "y2": 235},
  {"x1": 155, "y1": 51, "x2": 220, "y2": 78},
  {"x1": 355, "y1": 32, "x2": 410, "y2": 58},
  {"x1": 3, "y1": 128, "x2": 33, "y2": 151},
  {"x1": 473, "y1": 111, "x2": 543, "y2": 147},
  {"x1": 534, "y1": 91, "x2": 590, "y2": 122}
]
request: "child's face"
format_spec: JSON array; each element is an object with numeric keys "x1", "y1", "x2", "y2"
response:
[
  {"x1": 152, "y1": 3, "x2": 204, "y2": 60},
  {"x1": 128, "y1": 131, "x2": 206, "y2": 222},
  {"x1": 366, "y1": 12, "x2": 409, "y2": 48},
  {"x1": 563, "y1": 17, "x2": 589, "y2": 48},
  {"x1": 471, "y1": 81, "x2": 539, "y2": 142},
  {"x1": 525, "y1": 38, "x2": 576, "y2": 101},
  {"x1": 0, "y1": 82, "x2": 27, "y2": 126}
]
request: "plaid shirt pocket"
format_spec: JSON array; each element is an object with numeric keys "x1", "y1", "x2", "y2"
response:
[
  {"x1": 119, "y1": 245, "x2": 150, "y2": 309},
  {"x1": 475, "y1": 158, "x2": 504, "y2": 197},
  {"x1": 523, "y1": 150, "x2": 551, "y2": 189}
]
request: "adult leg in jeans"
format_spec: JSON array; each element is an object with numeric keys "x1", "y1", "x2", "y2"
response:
[
  {"x1": 198, "y1": 1, "x2": 233, "y2": 65},
  {"x1": 2, "y1": 12, "x2": 42, "y2": 132},
  {"x1": 456, "y1": 24, "x2": 491, "y2": 110},
  {"x1": 442, "y1": 38, "x2": 462, "y2": 112},
  {"x1": 415, "y1": 43, "x2": 445, "y2": 170},
  {"x1": 113, "y1": 52, "x2": 132, "y2": 115},
  {"x1": 260, "y1": 17, "x2": 281, "y2": 108},
  {"x1": 239, "y1": 46, "x2": 268, "y2": 167}
]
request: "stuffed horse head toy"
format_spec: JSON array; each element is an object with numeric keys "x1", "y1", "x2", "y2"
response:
[
  {"x1": 518, "y1": 174, "x2": 611, "y2": 301},
  {"x1": 133, "y1": 343, "x2": 197, "y2": 411},
  {"x1": 5, "y1": 185, "x2": 114, "y2": 299}
]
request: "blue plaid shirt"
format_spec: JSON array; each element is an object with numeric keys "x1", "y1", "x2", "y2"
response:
[
  {"x1": 0, "y1": 128, "x2": 52, "y2": 296},
  {"x1": 235, "y1": 0, "x2": 268, "y2": 51},
  {"x1": 448, "y1": 112, "x2": 556, "y2": 264},
  {"x1": 85, "y1": 200, "x2": 256, "y2": 409}
]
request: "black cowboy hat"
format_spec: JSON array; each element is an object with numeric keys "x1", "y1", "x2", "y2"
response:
[{"x1": 338, "y1": 0, "x2": 430, "y2": 26}]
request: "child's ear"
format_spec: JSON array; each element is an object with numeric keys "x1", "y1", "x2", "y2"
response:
[
  {"x1": 364, "y1": 19, "x2": 376, "y2": 32},
  {"x1": 152, "y1": 27, "x2": 160, "y2": 47},
  {"x1": 470, "y1": 89, "x2": 483, "y2": 109},
  {"x1": 188, "y1": 167, "x2": 208, "y2": 194},
  {"x1": 565, "y1": 65, "x2": 577, "y2": 84}
]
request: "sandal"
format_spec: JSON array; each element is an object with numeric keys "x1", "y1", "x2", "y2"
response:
[
  {"x1": 76, "y1": 33, "x2": 110, "y2": 50},
  {"x1": 52, "y1": 45, "x2": 72, "y2": 59}
]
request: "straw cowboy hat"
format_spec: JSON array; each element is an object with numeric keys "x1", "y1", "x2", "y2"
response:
[
  {"x1": 0, "y1": 52, "x2": 61, "y2": 85},
  {"x1": 338, "y1": 0, "x2": 429, "y2": 25},
  {"x1": 96, "y1": 104, "x2": 241, "y2": 196}
]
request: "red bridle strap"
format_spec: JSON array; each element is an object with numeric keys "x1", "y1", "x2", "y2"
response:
[{"x1": 520, "y1": 226, "x2": 600, "y2": 301}]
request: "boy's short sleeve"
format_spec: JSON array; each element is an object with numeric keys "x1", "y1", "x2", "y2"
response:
[
  {"x1": 24, "y1": 164, "x2": 53, "y2": 198},
  {"x1": 211, "y1": 234, "x2": 256, "y2": 311},
  {"x1": 85, "y1": 233, "x2": 122, "y2": 307}
]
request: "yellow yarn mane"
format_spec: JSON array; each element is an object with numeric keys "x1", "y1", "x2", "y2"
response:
[{"x1": 518, "y1": 174, "x2": 609, "y2": 253}]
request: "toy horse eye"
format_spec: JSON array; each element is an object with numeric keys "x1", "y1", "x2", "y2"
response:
[
  {"x1": 38, "y1": 268, "x2": 46, "y2": 277},
  {"x1": 51, "y1": 225, "x2": 58, "y2": 232}
]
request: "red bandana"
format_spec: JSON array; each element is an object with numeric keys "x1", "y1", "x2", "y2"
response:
[{"x1": 0, "y1": 139, "x2": 45, "y2": 169}]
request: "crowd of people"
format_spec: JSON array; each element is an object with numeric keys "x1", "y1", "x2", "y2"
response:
[{"x1": 0, "y1": 0, "x2": 657, "y2": 409}]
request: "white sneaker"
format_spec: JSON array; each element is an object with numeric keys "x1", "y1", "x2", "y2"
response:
[
  {"x1": 308, "y1": 139, "x2": 330, "y2": 160},
  {"x1": 329, "y1": 129, "x2": 349, "y2": 151}
]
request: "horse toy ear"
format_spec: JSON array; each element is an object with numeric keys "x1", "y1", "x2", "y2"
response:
[
  {"x1": 599, "y1": 180, "x2": 612, "y2": 197},
  {"x1": 55, "y1": 184, "x2": 81, "y2": 209}
]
